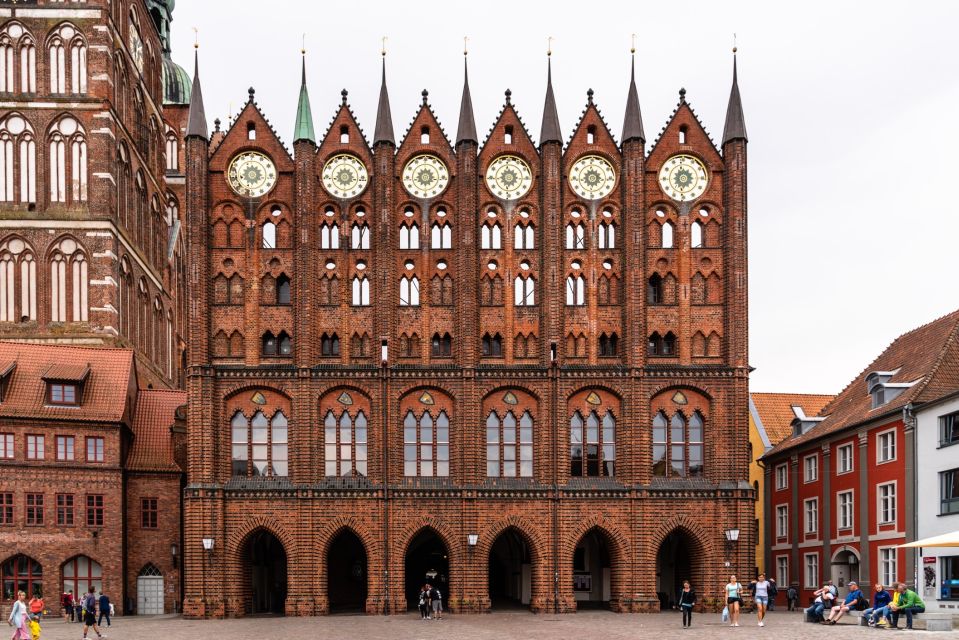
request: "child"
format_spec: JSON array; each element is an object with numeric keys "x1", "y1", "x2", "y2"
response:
[{"x1": 28, "y1": 613, "x2": 41, "y2": 640}]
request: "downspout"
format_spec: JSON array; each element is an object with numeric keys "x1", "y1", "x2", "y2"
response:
[
  {"x1": 550, "y1": 344, "x2": 559, "y2": 613},
  {"x1": 381, "y1": 348, "x2": 390, "y2": 613},
  {"x1": 903, "y1": 403, "x2": 917, "y2": 589}
]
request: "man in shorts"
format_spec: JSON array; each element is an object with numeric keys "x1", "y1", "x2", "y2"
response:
[
  {"x1": 750, "y1": 573, "x2": 771, "y2": 627},
  {"x1": 81, "y1": 586, "x2": 105, "y2": 639},
  {"x1": 430, "y1": 584, "x2": 443, "y2": 620}
]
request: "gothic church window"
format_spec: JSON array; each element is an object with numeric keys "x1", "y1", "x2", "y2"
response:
[
  {"x1": 350, "y1": 222, "x2": 369, "y2": 249},
  {"x1": 0, "y1": 113, "x2": 36, "y2": 203},
  {"x1": 324, "y1": 409, "x2": 368, "y2": 476},
  {"x1": 566, "y1": 275, "x2": 585, "y2": 306},
  {"x1": 0, "y1": 237, "x2": 36, "y2": 322},
  {"x1": 652, "y1": 410, "x2": 704, "y2": 478},
  {"x1": 48, "y1": 116, "x2": 86, "y2": 203},
  {"x1": 399, "y1": 223, "x2": 419, "y2": 249},
  {"x1": 403, "y1": 409, "x2": 449, "y2": 477},
  {"x1": 514, "y1": 275, "x2": 535, "y2": 306},
  {"x1": 487, "y1": 410, "x2": 533, "y2": 478},
  {"x1": 570, "y1": 408, "x2": 616, "y2": 478},
  {"x1": 351, "y1": 276, "x2": 369, "y2": 306},
  {"x1": 231, "y1": 410, "x2": 288, "y2": 477},
  {"x1": 430, "y1": 332, "x2": 451, "y2": 358}
]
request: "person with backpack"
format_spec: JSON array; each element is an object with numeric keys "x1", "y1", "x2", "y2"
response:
[
  {"x1": 80, "y1": 587, "x2": 104, "y2": 639},
  {"x1": 96, "y1": 593, "x2": 110, "y2": 628},
  {"x1": 786, "y1": 584, "x2": 798, "y2": 611},
  {"x1": 417, "y1": 584, "x2": 430, "y2": 620},
  {"x1": 430, "y1": 584, "x2": 443, "y2": 620},
  {"x1": 767, "y1": 578, "x2": 778, "y2": 611},
  {"x1": 678, "y1": 580, "x2": 696, "y2": 628},
  {"x1": 749, "y1": 572, "x2": 771, "y2": 627}
]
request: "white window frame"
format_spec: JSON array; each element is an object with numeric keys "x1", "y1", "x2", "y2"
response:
[
  {"x1": 876, "y1": 428, "x2": 897, "y2": 464},
  {"x1": 804, "y1": 453, "x2": 818, "y2": 483},
  {"x1": 804, "y1": 497, "x2": 819, "y2": 535},
  {"x1": 776, "y1": 504, "x2": 789, "y2": 539},
  {"x1": 804, "y1": 552, "x2": 819, "y2": 589},
  {"x1": 776, "y1": 556, "x2": 789, "y2": 589},
  {"x1": 878, "y1": 547, "x2": 897, "y2": 587},
  {"x1": 775, "y1": 463, "x2": 788, "y2": 490},
  {"x1": 877, "y1": 481, "x2": 897, "y2": 525},
  {"x1": 837, "y1": 490, "x2": 854, "y2": 530},
  {"x1": 836, "y1": 442, "x2": 854, "y2": 474}
]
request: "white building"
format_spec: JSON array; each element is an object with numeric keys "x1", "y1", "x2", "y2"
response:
[{"x1": 913, "y1": 392, "x2": 959, "y2": 613}]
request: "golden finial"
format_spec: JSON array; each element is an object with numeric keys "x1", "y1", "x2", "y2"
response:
[
  {"x1": 192, "y1": 27, "x2": 198, "y2": 49},
  {"x1": 733, "y1": 32, "x2": 737, "y2": 54},
  {"x1": 631, "y1": 33, "x2": 636, "y2": 55},
  {"x1": 464, "y1": 36, "x2": 468, "y2": 56},
  {"x1": 381, "y1": 36, "x2": 387, "y2": 57},
  {"x1": 301, "y1": 34, "x2": 306, "y2": 56},
  {"x1": 547, "y1": 36, "x2": 553, "y2": 56}
]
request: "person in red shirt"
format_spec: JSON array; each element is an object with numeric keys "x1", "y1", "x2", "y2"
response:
[{"x1": 27, "y1": 595, "x2": 43, "y2": 620}]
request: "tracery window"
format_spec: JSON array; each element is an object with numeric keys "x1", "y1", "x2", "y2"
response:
[
  {"x1": 2, "y1": 554, "x2": 42, "y2": 599},
  {"x1": 570, "y1": 408, "x2": 616, "y2": 477},
  {"x1": 652, "y1": 410, "x2": 704, "y2": 478},
  {"x1": 565, "y1": 223, "x2": 586, "y2": 249},
  {"x1": 0, "y1": 237, "x2": 36, "y2": 322},
  {"x1": 324, "y1": 409, "x2": 368, "y2": 476},
  {"x1": 231, "y1": 410, "x2": 288, "y2": 476},
  {"x1": 350, "y1": 223, "x2": 369, "y2": 249},
  {"x1": 430, "y1": 222, "x2": 452, "y2": 249},
  {"x1": 514, "y1": 275, "x2": 535, "y2": 306},
  {"x1": 486, "y1": 410, "x2": 533, "y2": 477},
  {"x1": 48, "y1": 116, "x2": 86, "y2": 203},
  {"x1": 49, "y1": 237, "x2": 87, "y2": 322},
  {"x1": 565, "y1": 275, "x2": 585, "y2": 306},
  {"x1": 351, "y1": 276, "x2": 369, "y2": 306},
  {"x1": 403, "y1": 409, "x2": 449, "y2": 477},
  {"x1": 399, "y1": 223, "x2": 419, "y2": 249},
  {"x1": 514, "y1": 223, "x2": 535, "y2": 249},
  {"x1": 0, "y1": 113, "x2": 36, "y2": 203},
  {"x1": 481, "y1": 223, "x2": 501, "y2": 249},
  {"x1": 597, "y1": 221, "x2": 616, "y2": 249},
  {"x1": 399, "y1": 276, "x2": 419, "y2": 306},
  {"x1": 0, "y1": 22, "x2": 38, "y2": 94},
  {"x1": 320, "y1": 223, "x2": 340, "y2": 249}
]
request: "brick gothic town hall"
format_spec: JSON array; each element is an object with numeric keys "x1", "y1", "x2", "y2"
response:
[{"x1": 0, "y1": 0, "x2": 753, "y2": 619}]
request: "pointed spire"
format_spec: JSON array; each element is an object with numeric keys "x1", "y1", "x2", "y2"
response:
[
  {"x1": 622, "y1": 50, "x2": 645, "y2": 144},
  {"x1": 722, "y1": 49, "x2": 748, "y2": 144},
  {"x1": 456, "y1": 51, "x2": 477, "y2": 146},
  {"x1": 373, "y1": 49, "x2": 395, "y2": 146},
  {"x1": 186, "y1": 47, "x2": 208, "y2": 140},
  {"x1": 293, "y1": 52, "x2": 315, "y2": 144},
  {"x1": 540, "y1": 52, "x2": 562, "y2": 145}
]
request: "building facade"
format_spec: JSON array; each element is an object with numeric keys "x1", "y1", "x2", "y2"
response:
[
  {"x1": 914, "y1": 391, "x2": 959, "y2": 612},
  {"x1": 0, "y1": 0, "x2": 188, "y2": 615},
  {"x1": 181, "y1": 45, "x2": 754, "y2": 616},
  {"x1": 762, "y1": 310, "x2": 959, "y2": 605}
]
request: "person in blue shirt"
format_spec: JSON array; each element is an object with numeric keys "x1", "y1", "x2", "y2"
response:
[
  {"x1": 863, "y1": 583, "x2": 892, "y2": 626},
  {"x1": 822, "y1": 581, "x2": 865, "y2": 624}
]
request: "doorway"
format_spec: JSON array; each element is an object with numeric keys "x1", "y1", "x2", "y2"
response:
[
  {"x1": 488, "y1": 527, "x2": 532, "y2": 609},
  {"x1": 656, "y1": 529, "x2": 697, "y2": 610},
  {"x1": 326, "y1": 529, "x2": 368, "y2": 613},
  {"x1": 573, "y1": 528, "x2": 612, "y2": 608},
  {"x1": 831, "y1": 548, "x2": 861, "y2": 590},
  {"x1": 404, "y1": 529, "x2": 450, "y2": 610},
  {"x1": 246, "y1": 530, "x2": 287, "y2": 615}
]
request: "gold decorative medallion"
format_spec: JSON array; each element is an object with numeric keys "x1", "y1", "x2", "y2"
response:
[
  {"x1": 251, "y1": 391, "x2": 267, "y2": 405},
  {"x1": 337, "y1": 391, "x2": 353, "y2": 406},
  {"x1": 419, "y1": 391, "x2": 435, "y2": 406},
  {"x1": 402, "y1": 155, "x2": 449, "y2": 198},
  {"x1": 321, "y1": 154, "x2": 369, "y2": 199},
  {"x1": 228, "y1": 151, "x2": 277, "y2": 198},
  {"x1": 485, "y1": 155, "x2": 533, "y2": 200},
  {"x1": 585, "y1": 391, "x2": 602, "y2": 406},
  {"x1": 672, "y1": 391, "x2": 688, "y2": 405},
  {"x1": 503, "y1": 391, "x2": 519, "y2": 405}
]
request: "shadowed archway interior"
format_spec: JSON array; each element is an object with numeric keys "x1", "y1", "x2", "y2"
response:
[
  {"x1": 488, "y1": 526, "x2": 532, "y2": 609},
  {"x1": 246, "y1": 530, "x2": 287, "y2": 615},
  {"x1": 573, "y1": 528, "x2": 612, "y2": 609},
  {"x1": 656, "y1": 528, "x2": 704, "y2": 610},
  {"x1": 326, "y1": 529, "x2": 368, "y2": 613},
  {"x1": 404, "y1": 529, "x2": 449, "y2": 610}
]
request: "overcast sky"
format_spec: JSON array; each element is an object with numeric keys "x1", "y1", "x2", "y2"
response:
[{"x1": 170, "y1": 1, "x2": 959, "y2": 395}]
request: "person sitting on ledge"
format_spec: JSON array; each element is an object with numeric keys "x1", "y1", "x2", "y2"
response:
[
  {"x1": 806, "y1": 583, "x2": 836, "y2": 622},
  {"x1": 863, "y1": 583, "x2": 892, "y2": 627},
  {"x1": 822, "y1": 581, "x2": 864, "y2": 625}
]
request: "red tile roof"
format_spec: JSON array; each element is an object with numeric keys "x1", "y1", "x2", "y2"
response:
[
  {"x1": 764, "y1": 308, "x2": 959, "y2": 459},
  {"x1": 0, "y1": 342, "x2": 134, "y2": 423},
  {"x1": 751, "y1": 393, "x2": 835, "y2": 446},
  {"x1": 42, "y1": 363, "x2": 91, "y2": 382},
  {"x1": 128, "y1": 388, "x2": 186, "y2": 472}
]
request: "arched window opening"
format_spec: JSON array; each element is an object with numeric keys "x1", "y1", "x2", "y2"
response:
[
  {"x1": 481, "y1": 223, "x2": 502, "y2": 250},
  {"x1": 570, "y1": 408, "x2": 616, "y2": 477},
  {"x1": 430, "y1": 332, "x2": 452, "y2": 358},
  {"x1": 351, "y1": 276, "x2": 369, "y2": 306},
  {"x1": 339, "y1": 125, "x2": 349, "y2": 144},
  {"x1": 403, "y1": 409, "x2": 449, "y2": 477},
  {"x1": 430, "y1": 222, "x2": 452, "y2": 249},
  {"x1": 565, "y1": 275, "x2": 585, "y2": 306},
  {"x1": 514, "y1": 275, "x2": 535, "y2": 306},
  {"x1": 661, "y1": 221, "x2": 674, "y2": 248},
  {"x1": 276, "y1": 273, "x2": 290, "y2": 305},
  {"x1": 0, "y1": 113, "x2": 36, "y2": 204},
  {"x1": 321, "y1": 332, "x2": 340, "y2": 357},
  {"x1": 420, "y1": 126, "x2": 429, "y2": 144},
  {"x1": 247, "y1": 122, "x2": 256, "y2": 140},
  {"x1": 0, "y1": 238, "x2": 36, "y2": 322},
  {"x1": 514, "y1": 222, "x2": 535, "y2": 249},
  {"x1": 2, "y1": 554, "x2": 42, "y2": 598},
  {"x1": 663, "y1": 332, "x2": 676, "y2": 355},
  {"x1": 653, "y1": 410, "x2": 704, "y2": 478},
  {"x1": 262, "y1": 221, "x2": 276, "y2": 249},
  {"x1": 350, "y1": 222, "x2": 369, "y2": 249},
  {"x1": 487, "y1": 410, "x2": 533, "y2": 477},
  {"x1": 504, "y1": 125, "x2": 513, "y2": 144},
  {"x1": 165, "y1": 131, "x2": 178, "y2": 172},
  {"x1": 598, "y1": 221, "x2": 616, "y2": 249},
  {"x1": 679, "y1": 125, "x2": 687, "y2": 145},
  {"x1": 599, "y1": 332, "x2": 618, "y2": 357},
  {"x1": 324, "y1": 409, "x2": 368, "y2": 476},
  {"x1": 62, "y1": 556, "x2": 100, "y2": 598},
  {"x1": 320, "y1": 223, "x2": 340, "y2": 249},
  {"x1": 648, "y1": 273, "x2": 663, "y2": 305},
  {"x1": 399, "y1": 223, "x2": 419, "y2": 250},
  {"x1": 481, "y1": 332, "x2": 503, "y2": 357},
  {"x1": 399, "y1": 275, "x2": 419, "y2": 306},
  {"x1": 691, "y1": 220, "x2": 703, "y2": 248},
  {"x1": 565, "y1": 223, "x2": 586, "y2": 249},
  {"x1": 231, "y1": 409, "x2": 289, "y2": 477},
  {"x1": 48, "y1": 116, "x2": 87, "y2": 203},
  {"x1": 49, "y1": 237, "x2": 86, "y2": 322}
]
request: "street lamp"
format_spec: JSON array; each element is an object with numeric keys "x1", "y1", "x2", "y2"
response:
[
  {"x1": 724, "y1": 528, "x2": 740, "y2": 568},
  {"x1": 171, "y1": 542, "x2": 179, "y2": 568},
  {"x1": 202, "y1": 537, "x2": 215, "y2": 564},
  {"x1": 467, "y1": 534, "x2": 479, "y2": 547}
]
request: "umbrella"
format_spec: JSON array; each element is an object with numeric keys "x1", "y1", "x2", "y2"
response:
[{"x1": 898, "y1": 531, "x2": 959, "y2": 548}]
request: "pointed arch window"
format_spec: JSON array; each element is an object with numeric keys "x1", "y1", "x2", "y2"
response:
[
  {"x1": 165, "y1": 130, "x2": 178, "y2": 172},
  {"x1": 261, "y1": 330, "x2": 291, "y2": 357},
  {"x1": 320, "y1": 223, "x2": 340, "y2": 249},
  {"x1": 480, "y1": 275, "x2": 503, "y2": 306},
  {"x1": 653, "y1": 410, "x2": 704, "y2": 478},
  {"x1": 481, "y1": 332, "x2": 503, "y2": 357},
  {"x1": 691, "y1": 220, "x2": 703, "y2": 248},
  {"x1": 430, "y1": 332, "x2": 452, "y2": 358},
  {"x1": 487, "y1": 410, "x2": 534, "y2": 477},
  {"x1": 1, "y1": 555, "x2": 42, "y2": 599},
  {"x1": 597, "y1": 221, "x2": 616, "y2": 249},
  {"x1": 48, "y1": 34, "x2": 65, "y2": 94},
  {"x1": 514, "y1": 222, "x2": 535, "y2": 249},
  {"x1": 403, "y1": 409, "x2": 449, "y2": 477},
  {"x1": 431, "y1": 274, "x2": 453, "y2": 306},
  {"x1": 399, "y1": 275, "x2": 419, "y2": 306},
  {"x1": 261, "y1": 221, "x2": 276, "y2": 249},
  {"x1": 19, "y1": 36, "x2": 36, "y2": 93},
  {"x1": 661, "y1": 221, "x2": 674, "y2": 248},
  {"x1": 276, "y1": 273, "x2": 291, "y2": 305},
  {"x1": 49, "y1": 237, "x2": 87, "y2": 322},
  {"x1": 430, "y1": 222, "x2": 452, "y2": 249},
  {"x1": 0, "y1": 23, "x2": 36, "y2": 94},
  {"x1": 514, "y1": 275, "x2": 535, "y2": 306},
  {"x1": 565, "y1": 223, "x2": 586, "y2": 249},
  {"x1": 350, "y1": 222, "x2": 369, "y2": 249},
  {"x1": 481, "y1": 223, "x2": 501, "y2": 249},
  {"x1": 231, "y1": 409, "x2": 288, "y2": 477},
  {"x1": 324, "y1": 409, "x2": 368, "y2": 476},
  {"x1": 0, "y1": 113, "x2": 36, "y2": 203},
  {"x1": 648, "y1": 274, "x2": 663, "y2": 304},
  {"x1": 320, "y1": 332, "x2": 340, "y2": 357},
  {"x1": 351, "y1": 275, "x2": 369, "y2": 306},
  {"x1": 599, "y1": 332, "x2": 618, "y2": 357},
  {"x1": 62, "y1": 556, "x2": 100, "y2": 599},
  {"x1": 570, "y1": 409, "x2": 616, "y2": 477},
  {"x1": 0, "y1": 237, "x2": 36, "y2": 322},
  {"x1": 399, "y1": 223, "x2": 419, "y2": 249},
  {"x1": 565, "y1": 275, "x2": 585, "y2": 306},
  {"x1": 48, "y1": 116, "x2": 86, "y2": 203}
]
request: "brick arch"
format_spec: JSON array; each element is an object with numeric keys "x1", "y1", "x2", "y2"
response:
[
  {"x1": 396, "y1": 517, "x2": 459, "y2": 562},
  {"x1": 315, "y1": 515, "x2": 378, "y2": 560},
  {"x1": 479, "y1": 384, "x2": 542, "y2": 404},
  {"x1": 649, "y1": 514, "x2": 714, "y2": 559},
  {"x1": 564, "y1": 383, "x2": 624, "y2": 402},
  {"x1": 396, "y1": 382, "x2": 457, "y2": 403},
  {"x1": 477, "y1": 513, "x2": 548, "y2": 564},
  {"x1": 648, "y1": 382, "x2": 715, "y2": 403},
  {"x1": 226, "y1": 516, "x2": 297, "y2": 561},
  {"x1": 222, "y1": 383, "x2": 293, "y2": 403},
  {"x1": 224, "y1": 518, "x2": 295, "y2": 617},
  {"x1": 564, "y1": 514, "x2": 631, "y2": 565}
]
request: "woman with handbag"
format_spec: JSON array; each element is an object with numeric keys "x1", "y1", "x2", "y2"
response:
[
  {"x1": 678, "y1": 580, "x2": 696, "y2": 628},
  {"x1": 724, "y1": 574, "x2": 744, "y2": 627}
]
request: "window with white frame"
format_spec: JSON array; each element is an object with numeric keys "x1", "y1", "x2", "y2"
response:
[
  {"x1": 878, "y1": 482, "x2": 896, "y2": 525},
  {"x1": 775, "y1": 463, "x2": 788, "y2": 490},
  {"x1": 805, "y1": 553, "x2": 819, "y2": 589},
  {"x1": 838, "y1": 490, "x2": 854, "y2": 530},
  {"x1": 804, "y1": 454, "x2": 818, "y2": 483},
  {"x1": 879, "y1": 547, "x2": 897, "y2": 587},
  {"x1": 776, "y1": 504, "x2": 788, "y2": 538},
  {"x1": 877, "y1": 429, "x2": 896, "y2": 463},
  {"x1": 837, "y1": 443, "x2": 853, "y2": 474},
  {"x1": 804, "y1": 497, "x2": 819, "y2": 535},
  {"x1": 776, "y1": 556, "x2": 789, "y2": 589}
]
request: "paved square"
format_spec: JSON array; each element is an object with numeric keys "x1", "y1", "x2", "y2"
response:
[{"x1": 31, "y1": 610, "x2": 956, "y2": 640}]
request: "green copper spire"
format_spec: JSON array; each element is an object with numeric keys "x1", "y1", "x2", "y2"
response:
[{"x1": 293, "y1": 53, "x2": 315, "y2": 144}]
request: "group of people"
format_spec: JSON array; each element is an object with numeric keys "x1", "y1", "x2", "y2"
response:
[
  {"x1": 806, "y1": 580, "x2": 926, "y2": 630},
  {"x1": 722, "y1": 573, "x2": 776, "y2": 627},
  {"x1": 7, "y1": 586, "x2": 109, "y2": 640},
  {"x1": 60, "y1": 589, "x2": 112, "y2": 629},
  {"x1": 416, "y1": 584, "x2": 443, "y2": 620},
  {"x1": 6, "y1": 592, "x2": 40, "y2": 640}
]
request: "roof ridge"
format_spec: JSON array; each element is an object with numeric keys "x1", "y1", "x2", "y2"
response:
[{"x1": 911, "y1": 309, "x2": 959, "y2": 402}]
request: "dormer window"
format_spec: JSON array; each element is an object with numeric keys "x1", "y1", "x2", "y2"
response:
[
  {"x1": 866, "y1": 369, "x2": 911, "y2": 409},
  {"x1": 0, "y1": 361, "x2": 14, "y2": 403},
  {"x1": 42, "y1": 363, "x2": 88, "y2": 407}
]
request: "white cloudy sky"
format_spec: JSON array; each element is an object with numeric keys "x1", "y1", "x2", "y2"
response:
[{"x1": 171, "y1": 1, "x2": 959, "y2": 395}]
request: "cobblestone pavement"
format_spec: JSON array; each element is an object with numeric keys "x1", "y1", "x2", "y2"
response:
[{"x1": 33, "y1": 610, "x2": 956, "y2": 640}]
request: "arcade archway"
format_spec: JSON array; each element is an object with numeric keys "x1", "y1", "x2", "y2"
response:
[
  {"x1": 404, "y1": 528, "x2": 450, "y2": 610},
  {"x1": 326, "y1": 529, "x2": 368, "y2": 613},
  {"x1": 572, "y1": 528, "x2": 613, "y2": 609},
  {"x1": 656, "y1": 528, "x2": 702, "y2": 610},
  {"x1": 488, "y1": 527, "x2": 533, "y2": 609},
  {"x1": 245, "y1": 530, "x2": 287, "y2": 615}
]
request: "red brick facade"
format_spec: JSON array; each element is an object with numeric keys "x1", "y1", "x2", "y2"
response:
[{"x1": 182, "y1": 52, "x2": 753, "y2": 616}]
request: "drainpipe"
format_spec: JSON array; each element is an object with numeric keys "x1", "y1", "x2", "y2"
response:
[
  {"x1": 381, "y1": 345, "x2": 390, "y2": 614},
  {"x1": 903, "y1": 403, "x2": 917, "y2": 588},
  {"x1": 550, "y1": 343, "x2": 559, "y2": 613}
]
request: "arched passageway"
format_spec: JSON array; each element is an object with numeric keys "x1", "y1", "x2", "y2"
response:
[
  {"x1": 572, "y1": 528, "x2": 612, "y2": 609},
  {"x1": 656, "y1": 529, "x2": 702, "y2": 610},
  {"x1": 326, "y1": 529, "x2": 368, "y2": 613},
  {"x1": 245, "y1": 530, "x2": 287, "y2": 615},
  {"x1": 404, "y1": 529, "x2": 449, "y2": 611},
  {"x1": 488, "y1": 527, "x2": 533, "y2": 609}
]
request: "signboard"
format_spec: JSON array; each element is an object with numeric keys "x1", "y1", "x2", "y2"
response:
[
  {"x1": 923, "y1": 557, "x2": 936, "y2": 564},
  {"x1": 573, "y1": 573, "x2": 591, "y2": 592}
]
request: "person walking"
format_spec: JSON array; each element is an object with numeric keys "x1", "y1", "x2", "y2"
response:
[
  {"x1": 80, "y1": 587, "x2": 104, "y2": 640},
  {"x1": 430, "y1": 584, "x2": 443, "y2": 620},
  {"x1": 7, "y1": 591, "x2": 30, "y2": 640},
  {"x1": 750, "y1": 572, "x2": 771, "y2": 626},
  {"x1": 889, "y1": 582, "x2": 925, "y2": 630},
  {"x1": 61, "y1": 592, "x2": 73, "y2": 623},
  {"x1": 767, "y1": 578, "x2": 777, "y2": 611},
  {"x1": 786, "y1": 584, "x2": 798, "y2": 611},
  {"x1": 724, "y1": 575, "x2": 743, "y2": 627},
  {"x1": 417, "y1": 585, "x2": 430, "y2": 620},
  {"x1": 678, "y1": 580, "x2": 696, "y2": 628},
  {"x1": 26, "y1": 597, "x2": 42, "y2": 623},
  {"x1": 96, "y1": 593, "x2": 110, "y2": 628}
]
